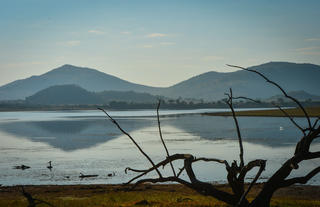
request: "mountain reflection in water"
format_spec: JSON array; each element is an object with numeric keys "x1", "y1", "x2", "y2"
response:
[
  {"x1": 0, "y1": 118, "x2": 154, "y2": 151},
  {"x1": 0, "y1": 110, "x2": 319, "y2": 186},
  {"x1": 0, "y1": 113, "x2": 315, "y2": 151}
]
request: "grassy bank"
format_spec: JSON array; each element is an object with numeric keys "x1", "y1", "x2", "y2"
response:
[
  {"x1": 204, "y1": 106, "x2": 320, "y2": 117},
  {"x1": 0, "y1": 184, "x2": 319, "y2": 207}
]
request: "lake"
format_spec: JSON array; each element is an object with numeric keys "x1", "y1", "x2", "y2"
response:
[{"x1": 0, "y1": 109, "x2": 319, "y2": 186}]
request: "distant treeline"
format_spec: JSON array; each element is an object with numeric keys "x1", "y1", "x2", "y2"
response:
[{"x1": 1, "y1": 99, "x2": 320, "y2": 111}]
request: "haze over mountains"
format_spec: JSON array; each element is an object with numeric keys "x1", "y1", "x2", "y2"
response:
[{"x1": 0, "y1": 62, "x2": 319, "y2": 102}]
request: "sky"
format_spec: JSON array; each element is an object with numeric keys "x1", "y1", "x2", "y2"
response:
[{"x1": 0, "y1": 0, "x2": 320, "y2": 87}]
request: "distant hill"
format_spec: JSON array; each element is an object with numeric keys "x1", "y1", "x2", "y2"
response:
[
  {"x1": 1, "y1": 62, "x2": 320, "y2": 101},
  {"x1": 162, "y1": 62, "x2": 320, "y2": 100},
  {"x1": 266, "y1": 90, "x2": 320, "y2": 102},
  {"x1": 0, "y1": 64, "x2": 160, "y2": 100},
  {"x1": 25, "y1": 84, "x2": 159, "y2": 105},
  {"x1": 97, "y1": 90, "x2": 159, "y2": 103}
]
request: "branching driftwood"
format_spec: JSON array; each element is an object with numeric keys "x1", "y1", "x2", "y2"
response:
[{"x1": 99, "y1": 66, "x2": 320, "y2": 207}]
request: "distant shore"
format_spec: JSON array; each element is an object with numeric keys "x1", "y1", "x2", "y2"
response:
[
  {"x1": 204, "y1": 106, "x2": 320, "y2": 117},
  {"x1": 0, "y1": 184, "x2": 319, "y2": 207},
  {"x1": 0, "y1": 105, "x2": 274, "y2": 112},
  {"x1": 1, "y1": 100, "x2": 320, "y2": 112}
]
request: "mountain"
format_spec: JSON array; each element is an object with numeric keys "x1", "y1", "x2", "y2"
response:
[
  {"x1": 25, "y1": 84, "x2": 160, "y2": 105},
  {"x1": 161, "y1": 62, "x2": 320, "y2": 100},
  {"x1": 0, "y1": 64, "x2": 160, "y2": 100},
  {"x1": 25, "y1": 85, "x2": 101, "y2": 105},
  {"x1": 1, "y1": 62, "x2": 320, "y2": 101}
]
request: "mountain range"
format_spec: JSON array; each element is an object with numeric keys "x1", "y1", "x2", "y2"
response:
[{"x1": 0, "y1": 62, "x2": 319, "y2": 101}]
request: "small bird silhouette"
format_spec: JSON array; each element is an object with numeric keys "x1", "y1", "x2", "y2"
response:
[
  {"x1": 108, "y1": 172, "x2": 115, "y2": 177},
  {"x1": 47, "y1": 161, "x2": 53, "y2": 171}
]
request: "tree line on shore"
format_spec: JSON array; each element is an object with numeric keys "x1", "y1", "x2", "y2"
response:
[{"x1": 0, "y1": 97, "x2": 319, "y2": 111}]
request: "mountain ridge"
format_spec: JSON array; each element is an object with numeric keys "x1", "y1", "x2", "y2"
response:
[{"x1": 1, "y1": 62, "x2": 319, "y2": 101}]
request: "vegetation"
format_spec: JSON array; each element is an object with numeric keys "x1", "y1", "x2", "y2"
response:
[
  {"x1": 0, "y1": 184, "x2": 319, "y2": 207},
  {"x1": 1, "y1": 98, "x2": 320, "y2": 112},
  {"x1": 205, "y1": 106, "x2": 320, "y2": 117}
]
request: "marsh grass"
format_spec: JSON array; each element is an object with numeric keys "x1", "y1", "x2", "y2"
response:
[
  {"x1": 205, "y1": 106, "x2": 320, "y2": 117},
  {"x1": 0, "y1": 184, "x2": 319, "y2": 207}
]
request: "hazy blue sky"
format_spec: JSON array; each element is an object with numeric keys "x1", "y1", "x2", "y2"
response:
[{"x1": 1, "y1": 0, "x2": 320, "y2": 86}]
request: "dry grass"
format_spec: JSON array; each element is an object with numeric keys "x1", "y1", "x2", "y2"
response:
[
  {"x1": 204, "y1": 106, "x2": 320, "y2": 117},
  {"x1": 0, "y1": 184, "x2": 319, "y2": 207}
]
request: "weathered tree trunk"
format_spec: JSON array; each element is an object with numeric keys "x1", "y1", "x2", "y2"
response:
[{"x1": 250, "y1": 195, "x2": 273, "y2": 207}]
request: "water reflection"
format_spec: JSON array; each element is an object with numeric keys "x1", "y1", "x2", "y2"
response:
[
  {"x1": 0, "y1": 110, "x2": 319, "y2": 186},
  {"x1": 0, "y1": 113, "x2": 317, "y2": 151},
  {"x1": 0, "y1": 118, "x2": 154, "y2": 151},
  {"x1": 167, "y1": 115, "x2": 313, "y2": 147}
]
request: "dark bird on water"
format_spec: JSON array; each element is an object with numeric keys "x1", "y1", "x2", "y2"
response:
[
  {"x1": 108, "y1": 172, "x2": 116, "y2": 177},
  {"x1": 79, "y1": 173, "x2": 98, "y2": 178},
  {"x1": 13, "y1": 165, "x2": 30, "y2": 170},
  {"x1": 47, "y1": 161, "x2": 53, "y2": 170}
]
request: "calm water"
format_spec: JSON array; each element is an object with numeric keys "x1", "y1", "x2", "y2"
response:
[{"x1": 0, "y1": 109, "x2": 319, "y2": 186}]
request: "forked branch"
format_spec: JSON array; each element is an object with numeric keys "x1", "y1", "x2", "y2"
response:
[
  {"x1": 281, "y1": 166, "x2": 320, "y2": 187},
  {"x1": 157, "y1": 100, "x2": 176, "y2": 176},
  {"x1": 225, "y1": 88, "x2": 244, "y2": 168},
  {"x1": 233, "y1": 96, "x2": 305, "y2": 134},
  {"x1": 226, "y1": 64, "x2": 312, "y2": 130},
  {"x1": 98, "y1": 108, "x2": 162, "y2": 177}
]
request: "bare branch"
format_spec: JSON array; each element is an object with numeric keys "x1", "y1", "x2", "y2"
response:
[
  {"x1": 125, "y1": 167, "x2": 148, "y2": 174},
  {"x1": 312, "y1": 117, "x2": 320, "y2": 129},
  {"x1": 125, "y1": 154, "x2": 193, "y2": 184},
  {"x1": 238, "y1": 159, "x2": 267, "y2": 181},
  {"x1": 171, "y1": 157, "x2": 231, "y2": 178},
  {"x1": 177, "y1": 167, "x2": 185, "y2": 177},
  {"x1": 193, "y1": 157, "x2": 231, "y2": 169},
  {"x1": 132, "y1": 174, "x2": 240, "y2": 206},
  {"x1": 225, "y1": 88, "x2": 244, "y2": 168},
  {"x1": 125, "y1": 154, "x2": 230, "y2": 184},
  {"x1": 304, "y1": 151, "x2": 320, "y2": 160},
  {"x1": 132, "y1": 176, "x2": 192, "y2": 189},
  {"x1": 237, "y1": 160, "x2": 266, "y2": 206},
  {"x1": 233, "y1": 96, "x2": 305, "y2": 134},
  {"x1": 233, "y1": 96, "x2": 260, "y2": 103},
  {"x1": 281, "y1": 166, "x2": 320, "y2": 187},
  {"x1": 183, "y1": 155, "x2": 240, "y2": 205},
  {"x1": 157, "y1": 100, "x2": 176, "y2": 177},
  {"x1": 226, "y1": 64, "x2": 312, "y2": 130},
  {"x1": 295, "y1": 126, "x2": 320, "y2": 155},
  {"x1": 276, "y1": 105, "x2": 305, "y2": 134},
  {"x1": 98, "y1": 108, "x2": 162, "y2": 178}
]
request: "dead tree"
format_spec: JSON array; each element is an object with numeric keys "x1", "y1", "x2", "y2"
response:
[{"x1": 99, "y1": 66, "x2": 320, "y2": 207}]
